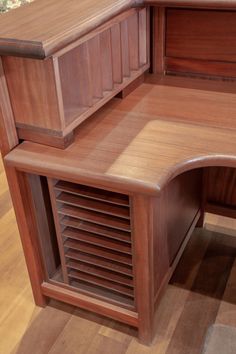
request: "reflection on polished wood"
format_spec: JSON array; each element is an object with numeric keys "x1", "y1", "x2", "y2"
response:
[
  {"x1": 5, "y1": 75, "x2": 236, "y2": 195},
  {"x1": 0, "y1": 158, "x2": 235, "y2": 354}
]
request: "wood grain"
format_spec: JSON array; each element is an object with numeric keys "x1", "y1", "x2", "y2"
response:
[
  {"x1": 2, "y1": 56, "x2": 61, "y2": 131},
  {"x1": 166, "y1": 9, "x2": 236, "y2": 79},
  {"x1": 0, "y1": 0, "x2": 135, "y2": 58},
  {"x1": 5, "y1": 77, "x2": 236, "y2": 196},
  {"x1": 152, "y1": 7, "x2": 166, "y2": 74},
  {"x1": 166, "y1": 9, "x2": 236, "y2": 62},
  {"x1": 0, "y1": 57, "x2": 18, "y2": 157}
]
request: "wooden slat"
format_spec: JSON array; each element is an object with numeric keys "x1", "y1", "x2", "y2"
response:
[
  {"x1": 65, "y1": 249, "x2": 133, "y2": 276},
  {"x1": 64, "y1": 239, "x2": 132, "y2": 265},
  {"x1": 138, "y1": 8, "x2": 147, "y2": 67},
  {"x1": 66, "y1": 259, "x2": 133, "y2": 286},
  {"x1": 111, "y1": 23, "x2": 123, "y2": 84},
  {"x1": 121, "y1": 19, "x2": 130, "y2": 77},
  {"x1": 57, "y1": 192, "x2": 130, "y2": 219},
  {"x1": 87, "y1": 36, "x2": 103, "y2": 99},
  {"x1": 59, "y1": 208, "x2": 131, "y2": 232},
  {"x1": 128, "y1": 12, "x2": 139, "y2": 71},
  {"x1": 61, "y1": 219, "x2": 131, "y2": 243},
  {"x1": 100, "y1": 29, "x2": 113, "y2": 91},
  {"x1": 55, "y1": 180, "x2": 129, "y2": 206},
  {"x1": 68, "y1": 269, "x2": 134, "y2": 297},
  {"x1": 69, "y1": 280, "x2": 134, "y2": 308},
  {"x1": 62, "y1": 227, "x2": 132, "y2": 254}
]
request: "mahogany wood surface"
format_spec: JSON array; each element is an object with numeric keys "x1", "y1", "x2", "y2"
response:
[
  {"x1": 166, "y1": 9, "x2": 236, "y2": 62},
  {"x1": 2, "y1": 0, "x2": 236, "y2": 59},
  {"x1": 5, "y1": 77, "x2": 236, "y2": 196},
  {"x1": 165, "y1": 9, "x2": 236, "y2": 79},
  {"x1": 146, "y1": 0, "x2": 236, "y2": 8},
  {"x1": 1, "y1": 7, "x2": 149, "y2": 146},
  {"x1": 1, "y1": 1, "x2": 236, "y2": 347},
  {"x1": 0, "y1": 58, "x2": 18, "y2": 157},
  {"x1": 0, "y1": 0, "x2": 135, "y2": 58}
]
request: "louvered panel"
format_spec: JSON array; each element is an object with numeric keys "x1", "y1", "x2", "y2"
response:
[
  {"x1": 65, "y1": 250, "x2": 133, "y2": 276},
  {"x1": 70, "y1": 280, "x2": 134, "y2": 308},
  {"x1": 62, "y1": 227, "x2": 132, "y2": 254},
  {"x1": 57, "y1": 192, "x2": 130, "y2": 219},
  {"x1": 66, "y1": 260, "x2": 133, "y2": 286},
  {"x1": 68, "y1": 269, "x2": 133, "y2": 297},
  {"x1": 59, "y1": 209, "x2": 131, "y2": 232},
  {"x1": 54, "y1": 181, "x2": 129, "y2": 206},
  {"x1": 61, "y1": 219, "x2": 131, "y2": 243},
  {"x1": 48, "y1": 178, "x2": 135, "y2": 308},
  {"x1": 64, "y1": 239, "x2": 132, "y2": 265}
]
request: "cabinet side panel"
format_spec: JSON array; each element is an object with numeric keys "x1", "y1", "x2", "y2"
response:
[
  {"x1": 0, "y1": 57, "x2": 18, "y2": 156},
  {"x1": 2, "y1": 56, "x2": 61, "y2": 131},
  {"x1": 165, "y1": 169, "x2": 202, "y2": 265}
]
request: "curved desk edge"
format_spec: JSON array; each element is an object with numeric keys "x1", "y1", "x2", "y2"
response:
[{"x1": 4, "y1": 148, "x2": 236, "y2": 197}]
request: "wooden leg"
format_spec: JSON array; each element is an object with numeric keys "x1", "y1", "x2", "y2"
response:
[
  {"x1": 4, "y1": 166, "x2": 48, "y2": 307},
  {"x1": 132, "y1": 195, "x2": 155, "y2": 345}
]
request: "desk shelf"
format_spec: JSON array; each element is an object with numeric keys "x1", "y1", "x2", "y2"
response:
[{"x1": 2, "y1": 7, "x2": 149, "y2": 148}]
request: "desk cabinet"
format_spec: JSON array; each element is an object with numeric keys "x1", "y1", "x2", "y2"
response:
[{"x1": 1, "y1": 0, "x2": 236, "y2": 346}]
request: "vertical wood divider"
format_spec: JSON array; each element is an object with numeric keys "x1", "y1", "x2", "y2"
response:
[
  {"x1": 111, "y1": 23, "x2": 123, "y2": 84},
  {"x1": 100, "y1": 29, "x2": 114, "y2": 91},
  {"x1": 52, "y1": 56, "x2": 66, "y2": 130},
  {"x1": 121, "y1": 19, "x2": 131, "y2": 78},
  {"x1": 139, "y1": 8, "x2": 148, "y2": 67},
  {"x1": 153, "y1": 7, "x2": 166, "y2": 75},
  {"x1": 128, "y1": 12, "x2": 139, "y2": 71},
  {"x1": 132, "y1": 195, "x2": 155, "y2": 344},
  {"x1": 47, "y1": 178, "x2": 69, "y2": 284},
  {"x1": 79, "y1": 42, "x2": 93, "y2": 108},
  {"x1": 88, "y1": 36, "x2": 103, "y2": 99}
]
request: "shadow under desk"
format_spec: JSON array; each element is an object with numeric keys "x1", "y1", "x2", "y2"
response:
[{"x1": 5, "y1": 75, "x2": 236, "y2": 344}]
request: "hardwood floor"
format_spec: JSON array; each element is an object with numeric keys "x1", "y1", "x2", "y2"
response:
[{"x1": 0, "y1": 158, "x2": 235, "y2": 354}]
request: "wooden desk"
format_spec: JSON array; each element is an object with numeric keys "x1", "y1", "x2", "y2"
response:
[{"x1": 1, "y1": 0, "x2": 236, "y2": 345}]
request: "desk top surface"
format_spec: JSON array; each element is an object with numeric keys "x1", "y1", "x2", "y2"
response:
[
  {"x1": 1, "y1": 0, "x2": 236, "y2": 58},
  {"x1": 5, "y1": 76, "x2": 236, "y2": 196}
]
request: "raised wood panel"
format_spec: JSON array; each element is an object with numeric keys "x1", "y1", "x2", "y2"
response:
[
  {"x1": 166, "y1": 9, "x2": 236, "y2": 78},
  {"x1": 166, "y1": 9, "x2": 236, "y2": 62}
]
